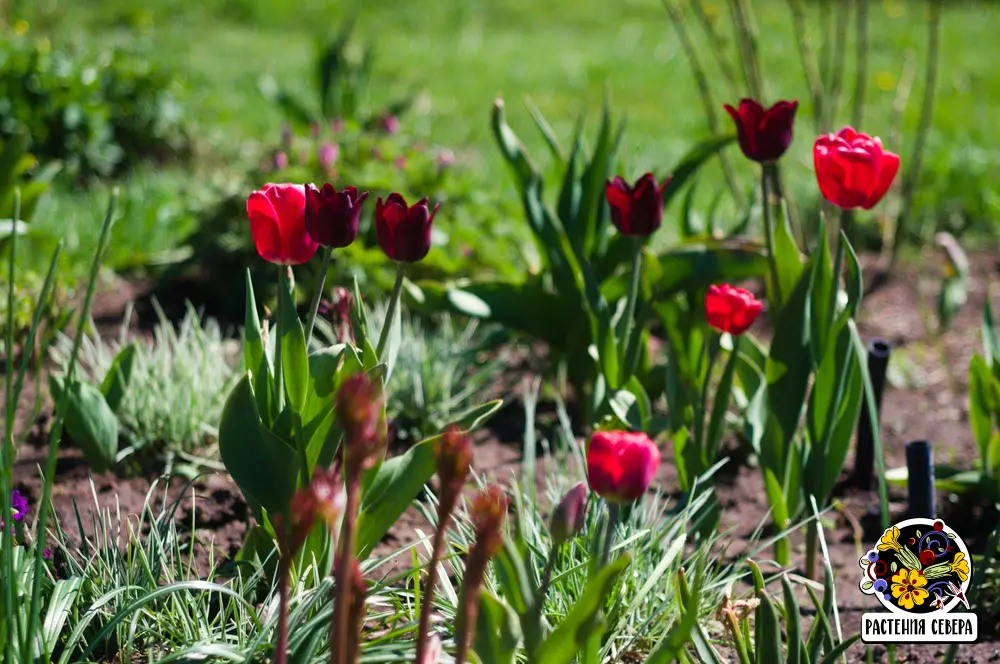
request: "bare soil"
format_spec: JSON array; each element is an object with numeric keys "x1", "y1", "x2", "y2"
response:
[{"x1": 7, "y1": 250, "x2": 1000, "y2": 663}]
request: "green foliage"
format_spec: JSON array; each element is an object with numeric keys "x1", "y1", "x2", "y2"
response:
[
  {"x1": 51, "y1": 304, "x2": 239, "y2": 464},
  {"x1": 0, "y1": 28, "x2": 187, "y2": 180},
  {"x1": 411, "y1": 97, "x2": 761, "y2": 421}
]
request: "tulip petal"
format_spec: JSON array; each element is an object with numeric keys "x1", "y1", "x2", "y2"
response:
[{"x1": 862, "y1": 150, "x2": 900, "y2": 210}]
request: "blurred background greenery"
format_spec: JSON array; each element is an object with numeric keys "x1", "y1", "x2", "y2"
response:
[{"x1": 1, "y1": 0, "x2": 996, "y2": 327}]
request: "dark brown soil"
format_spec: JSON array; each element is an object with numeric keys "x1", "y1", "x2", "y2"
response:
[{"x1": 6, "y1": 250, "x2": 1000, "y2": 663}]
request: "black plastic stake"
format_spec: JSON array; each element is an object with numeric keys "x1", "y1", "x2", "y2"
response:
[
  {"x1": 854, "y1": 338, "x2": 891, "y2": 489},
  {"x1": 906, "y1": 440, "x2": 936, "y2": 519}
]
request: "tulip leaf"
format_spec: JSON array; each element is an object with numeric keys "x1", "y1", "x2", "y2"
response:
[
  {"x1": 808, "y1": 216, "x2": 834, "y2": 364},
  {"x1": 279, "y1": 274, "x2": 309, "y2": 415},
  {"x1": 660, "y1": 134, "x2": 736, "y2": 206},
  {"x1": 557, "y1": 114, "x2": 585, "y2": 247},
  {"x1": 492, "y1": 98, "x2": 538, "y2": 194},
  {"x1": 50, "y1": 376, "x2": 118, "y2": 473},
  {"x1": 355, "y1": 437, "x2": 436, "y2": 559},
  {"x1": 609, "y1": 377, "x2": 650, "y2": 431},
  {"x1": 705, "y1": 338, "x2": 740, "y2": 461},
  {"x1": 409, "y1": 279, "x2": 570, "y2": 348},
  {"x1": 475, "y1": 591, "x2": 522, "y2": 664},
  {"x1": 970, "y1": 355, "x2": 997, "y2": 470},
  {"x1": 450, "y1": 399, "x2": 504, "y2": 432},
  {"x1": 578, "y1": 92, "x2": 613, "y2": 257},
  {"x1": 534, "y1": 554, "x2": 630, "y2": 664},
  {"x1": 100, "y1": 342, "x2": 137, "y2": 414},
  {"x1": 765, "y1": 251, "x2": 816, "y2": 454},
  {"x1": 302, "y1": 347, "x2": 345, "y2": 471},
  {"x1": 754, "y1": 581, "x2": 786, "y2": 664},
  {"x1": 524, "y1": 96, "x2": 565, "y2": 163},
  {"x1": 349, "y1": 275, "x2": 370, "y2": 352},
  {"x1": 769, "y1": 199, "x2": 803, "y2": 315},
  {"x1": 653, "y1": 239, "x2": 769, "y2": 300},
  {"x1": 244, "y1": 271, "x2": 273, "y2": 420},
  {"x1": 218, "y1": 373, "x2": 298, "y2": 516}
]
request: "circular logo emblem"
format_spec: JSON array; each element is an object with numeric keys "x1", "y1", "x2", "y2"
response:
[{"x1": 859, "y1": 518, "x2": 971, "y2": 615}]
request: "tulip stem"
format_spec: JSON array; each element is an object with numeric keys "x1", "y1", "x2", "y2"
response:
[
  {"x1": 275, "y1": 267, "x2": 286, "y2": 412},
  {"x1": 275, "y1": 556, "x2": 291, "y2": 664},
  {"x1": 760, "y1": 166, "x2": 783, "y2": 310},
  {"x1": 804, "y1": 517, "x2": 819, "y2": 581},
  {"x1": 598, "y1": 503, "x2": 620, "y2": 571},
  {"x1": 332, "y1": 476, "x2": 360, "y2": 664},
  {"x1": 304, "y1": 246, "x2": 333, "y2": 346},
  {"x1": 619, "y1": 240, "x2": 643, "y2": 381},
  {"x1": 376, "y1": 263, "x2": 406, "y2": 361}
]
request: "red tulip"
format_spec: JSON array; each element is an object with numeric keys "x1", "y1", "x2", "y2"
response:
[
  {"x1": 375, "y1": 193, "x2": 440, "y2": 263},
  {"x1": 813, "y1": 127, "x2": 900, "y2": 210},
  {"x1": 605, "y1": 173, "x2": 668, "y2": 237},
  {"x1": 305, "y1": 183, "x2": 367, "y2": 248},
  {"x1": 586, "y1": 431, "x2": 661, "y2": 504},
  {"x1": 705, "y1": 284, "x2": 762, "y2": 335},
  {"x1": 724, "y1": 99, "x2": 798, "y2": 163},
  {"x1": 247, "y1": 183, "x2": 318, "y2": 265}
]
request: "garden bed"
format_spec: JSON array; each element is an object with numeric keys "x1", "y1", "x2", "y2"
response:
[{"x1": 8, "y1": 251, "x2": 1000, "y2": 662}]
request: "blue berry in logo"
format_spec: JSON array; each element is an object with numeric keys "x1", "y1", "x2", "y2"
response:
[
  {"x1": 867, "y1": 551, "x2": 879, "y2": 562},
  {"x1": 874, "y1": 579, "x2": 887, "y2": 593}
]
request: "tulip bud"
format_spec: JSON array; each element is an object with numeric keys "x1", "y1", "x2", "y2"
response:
[
  {"x1": 550, "y1": 482, "x2": 588, "y2": 547},
  {"x1": 705, "y1": 284, "x2": 763, "y2": 336},
  {"x1": 375, "y1": 193, "x2": 440, "y2": 263},
  {"x1": 586, "y1": 431, "x2": 661, "y2": 504},
  {"x1": 605, "y1": 173, "x2": 668, "y2": 237},
  {"x1": 304, "y1": 183, "x2": 367, "y2": 249},
  {"x1": 813, "y1": 126, "x2": 900, "y2": 210},
  {"x1": 470, "y1": 484, "x2": 509, "y2": 560},
  {"x1": 723, "y1": 98, "x2": 798, "y2": 163},
  {"x1": 335, "y1": 372, "x2": 386, "y2": 472},
  {"x1": 435, "y1": 425, "x2": 473, "y2": 500}
]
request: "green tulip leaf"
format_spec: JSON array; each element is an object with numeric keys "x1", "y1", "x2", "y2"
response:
[
  {"x1": 100, "y1": 342, "x2": 137, "y2": 414},
  {"x1": 279, "y1": 274, "x2": 309, "y2": 415},
  {"x1": 475, "y1": 591, "x2": 522, "y2": 664},
  {"x1": 50, "y1": 376, "x2": 119, "y2": 473},
  {"x1": 219, "y1": 373, "x2": 298, "y2": 516}
]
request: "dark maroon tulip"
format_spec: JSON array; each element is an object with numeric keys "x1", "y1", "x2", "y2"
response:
[
  {"x1": 375, "y1": 193, "x2": 440, "y2": 263},
  {"x1": 305, "y1": 183, "x2": 367, "y2": 248},
  {"x1": 605, "y1": 173, "x2": 668, "y2": 237},
  {"x1": 723, "y1": 98, "x2": 798, "y2": 163}
]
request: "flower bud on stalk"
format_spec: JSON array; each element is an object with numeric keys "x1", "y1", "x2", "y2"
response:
[
  {"x1": 416, "y1": 425, "x2": 474, "y2": 662},
  {"x1": 455, "y1": 485, "x2": 509, "y2": 664},
  {"x1": 332, "y1": 373, "x2": 386, "y2": 664},
  {"x1": 550, "y1": 482, "x2": 588, "y2": 548}
]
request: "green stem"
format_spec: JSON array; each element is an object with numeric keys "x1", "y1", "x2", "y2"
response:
[
  {"x1": 785, "y1": 0, "x2": 825, "y2": 131},
  {"x1": 275, "y1": 267, "x2": 286, "y2": 412},
  {"x1": 304, "y1": 246, "x2": 333, "y2": 345},
  {"x1": 332, "y1": 477, "x2": 360, "y2": 664},
  {"x1": 851, "y1": 0, "x2": 869, "y2": 129},
  {"x1": 760, "y1": 165, "x2": 783, "y2": 310},
  {"x1": 598, "y1": 503, "x2": 620, "y2": 571},
  {"x1": 829, "y1": 208, "x2": 849, "y2": 326},
  {"x1": 824, "y1": 0, "x2": 850, "y2": 130},
  {"x1": 804, "y1": 517, "x2": 818, "y2": 580},
  {"x1": 24, "y1": 190, "x2": 118, "y2": 661},
  {"x1": 3, "y1": 190, "x2": 19, "y2": 664},
  {"x1": 619, "y1": 239, "x2": 643, "y2": 380},
  {"x1": 697, "y1": 337, "x2": 720, "y2": 461},
  {"x1": 725, "y1": 612, "x2": 754, "y2": 664},
  {"x1": 376, "y1": 263, "x2": 405, "y2": 359},
  {"x1": 891, "y1": 0, "x2": 941, "y2": 266}
]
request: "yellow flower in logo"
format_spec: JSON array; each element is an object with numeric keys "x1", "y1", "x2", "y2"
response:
[
  {"x1": 891, "y1": 568, "x2": 929, "y2": 611},
  {"x1": 949, "y1": 552, "x2": 970, "y2": 582},
  {"x1": 878, "y1": 526, "x2": 902, "y2": 552}
]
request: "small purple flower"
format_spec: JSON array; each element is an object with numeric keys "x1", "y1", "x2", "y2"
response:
[
  {"x1": 380, "y1": 115, "x2": 399, "y2": 135},
  {"x1": 11, "y1": 490, "x2": 28, "y2": 521},
  {"x1": 280, "y1": 123, "x2": 293, "y2": 148},
  {"x1": 310, "y1": 122, "x2": 321, "y2": 138},
  {"x1": 272, "y1": 150, "x2": 289, "y2": 171},
  {"x1": 43, "y1": 548, "x2": 52, "y2": 560},
  {"x1": 318, "y1": 143, "x2": 339, "y2": 169},
  {"x1": 867, "y1": 551, "x2": 879, "y2": 562},
  {"x1": 436, "y1": 148, "x2": 455, "y2": 170},
  {"x1": 874, "y1": 579, "x2": 887, "y2": 593}
]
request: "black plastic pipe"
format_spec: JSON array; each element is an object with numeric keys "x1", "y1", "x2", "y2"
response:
[
  {"x1": 906, "y1": 440, "x2": 936, "y2": 519},
  {"x1": 853, "y1": 338, "x2": 891, "y2": 489}
]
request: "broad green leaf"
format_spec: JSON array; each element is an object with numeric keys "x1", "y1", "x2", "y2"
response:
[
  {"x1": 815, "y1": 332, "x2": 863, "y2": 504},
  {"x1": 244, "y1": 270, "x2": 274, "y2": 425},
  {"x1": 355, "y1": 438, "x2": 436, "y2": 558},
  {"x1": 383, "y1": 295, "x2": 403, "y2": 382},
  {"x1": 655, "y1": 239, "x2": 769, "y2": 298},
  {"x1": 475, "y1": 592, "x2": 521, "y2": 664},
  {"x1": 450, "y1": 399, "x2": 504, "y2": 431},
  {"x1": 100, "y1": 343, "x2": 137, "y2": 414},
  {"x1": 609, "y1": 376, "x2": 651, "y2": 431},
  {"x1": 279, "y1": 275, "x2": 309, "y2": 414},
  {"x1": 50, "y1": 376, "x2": 118, "y2": 473},
  {"x1": 842, "y1": 232, "x2": 863, "y2": 319},
  {"x1": 765, "y1": 253, "x2": 816, "y2": 454},
  {"x1": 705, "y1": 339, "x2": 740, "y2": 460},
  {"x1": 982, "y1": 292, "x2": 1000, "y2": 368},
  {"x1": 754, "y1": 583, "x2": 786, "y2": 664},
  {"x1": 808, "y1": 217, "x2": 834, "y2": 364},
  {"x1": 763, "y1": 467, "x2": 791, "y2": 564},
  {"x1": 409, "y1": 279, "x2": 569, "y2": 348},
  {"x1": 679, "y1": 178, "x2": 702, "y2": 239},
  {"x1": 218, "y1": 373, "x2": 298, "y2": 515},
  {"x1": 534, "y1": 554, "x2": 630, "y2": 664},
  {"x1": 39, "y1": 576, "x2": 83, "y2": 656},
  {"x1": 769, "y1": 199, "x2": 803, "y2": 315}
]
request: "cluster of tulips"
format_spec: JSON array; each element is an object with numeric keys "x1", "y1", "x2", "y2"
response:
[{"x1": 244, "y1": 92, "x2": 900, "y2": 662}]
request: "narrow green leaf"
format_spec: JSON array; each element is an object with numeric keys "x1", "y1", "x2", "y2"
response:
[
  {"x1": 660, "y1": 134, "x2": 737, "y2": 206},
  {"x1": 492, "y1": 98, "x2": 538, "y2": 193},
  {"x1": 279, "y1": 275, "x2": 309, "y2": 413},
  {"x1": 100, "y1": 343, "x2": 137, "y2": 414},
  {"x1": 535, "y1": 555, "x2": 630, "y2": 664}
]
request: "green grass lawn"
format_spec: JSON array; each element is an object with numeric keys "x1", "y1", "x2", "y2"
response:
[{"x1": 25, "y1": 0, "x2": 1000, "y2": 281}]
